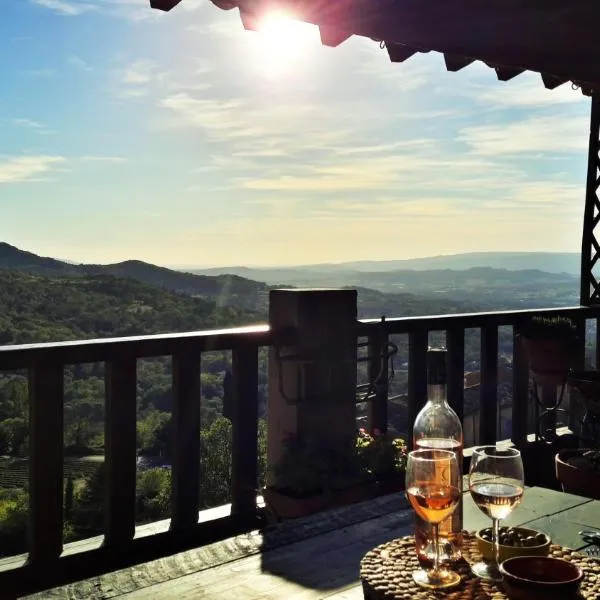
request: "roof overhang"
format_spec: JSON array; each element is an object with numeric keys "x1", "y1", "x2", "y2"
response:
[{"x1": 150, "y1": 0, "x2": 600, "y2": 95}]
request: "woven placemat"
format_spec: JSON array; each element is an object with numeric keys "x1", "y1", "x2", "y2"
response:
[{"x1": 360, "y1": 532, "x2": 600, "y2": 599}]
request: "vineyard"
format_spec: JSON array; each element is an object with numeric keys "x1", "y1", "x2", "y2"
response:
[{"x1": 0, "y1": 457, "x2": 103, "y2": 489}]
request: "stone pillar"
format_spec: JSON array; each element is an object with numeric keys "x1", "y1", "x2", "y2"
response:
[{"x1": 266, "y1": 289, "x2": 358, "y2": 486}]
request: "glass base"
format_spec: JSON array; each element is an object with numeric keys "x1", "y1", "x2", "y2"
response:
[
  {"x1": 471, "y1": 560, "x2": 502, "y2": 581},
  {"x1": 412, "y1": 567, "x2": 461, "y2": 589}
]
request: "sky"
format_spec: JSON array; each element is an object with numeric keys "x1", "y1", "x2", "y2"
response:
[{"x1": 0, "y1": 0, "x2": 593, "y2": 268}]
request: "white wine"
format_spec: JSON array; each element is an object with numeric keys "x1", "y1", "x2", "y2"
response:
[{"x1": 470, "y1": 482, "x2": 524, "y2": 520}]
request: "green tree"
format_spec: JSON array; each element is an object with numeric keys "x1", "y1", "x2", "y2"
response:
[{"x1": 200, "y1": 417, "x2": 232, "y2": 508}]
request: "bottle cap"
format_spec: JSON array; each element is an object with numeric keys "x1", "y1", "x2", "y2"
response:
[{"x1": 427, "y1": 348, "x2": 447, "y2": 384}]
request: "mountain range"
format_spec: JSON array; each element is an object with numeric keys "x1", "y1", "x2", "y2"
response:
[
  {"x1": 191, "y1": 251, "x2": 580, "y2": 277},
  {"x1": 0, "y1": 242, "x2": 580, "y2": 327}
]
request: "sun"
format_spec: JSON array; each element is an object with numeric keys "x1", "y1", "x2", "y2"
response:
[{"x1": 252, "y1": 11, "x2": 318, "y2": 78}]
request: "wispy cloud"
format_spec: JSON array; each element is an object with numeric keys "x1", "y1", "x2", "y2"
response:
[
  {"x1": 78, "y1": 155, "x2": 127, "y2": 163},
  {"x1": 31, "y1": 0, "x2": 93, "y2": 16},
  {"x1": 458, "y1": 115, "x2": 589, "y2": 155},
  {"x1": 68, "y1": 55, "x2": 92, "y2": 71},
  {"x1": 0, "y1": 156, "x2": 66, "y2": 183},
  {"x1": 22, "y1": 68, "x2": 56, "y2": 77},
  {"x1": 31, "y1": 0, "x2": 203, "y2": 20},
  {"x1": 10, "y1": 118, "x2": 45, "y2": 129}
]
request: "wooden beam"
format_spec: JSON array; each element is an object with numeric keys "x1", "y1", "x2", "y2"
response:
[
  {"x1": 495, "y1": 66, "x2": 525, "y2": 81},
  {"x1": 444, "y1": 54, "x2": 474, "y2": 72},
  {"x1": 319, "y1": 26, "x2": 351, "y2": 47},
  {"x1": 386, "y1": 43, "x2": 417, "y2": 63},
  {"x1": 541, "y1": 73, "x2": 569, "y2": 89},
  {"x1": 149, "y1": 0, "x2": 183, "y2": 11},
  {"x1": 240, "y1": 8, "x2": 259, "y2": 31}
]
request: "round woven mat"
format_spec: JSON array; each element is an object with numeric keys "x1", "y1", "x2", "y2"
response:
[{"x1": 360, "y1": 532, "x2": 600, "y2": 599}]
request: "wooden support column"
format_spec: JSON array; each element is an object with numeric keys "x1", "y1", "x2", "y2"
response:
[{"x1": 267, "y1": 289, "x2": 357, "y2": 486}]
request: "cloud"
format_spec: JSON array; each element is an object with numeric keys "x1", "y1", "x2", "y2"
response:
[
  {"x1": 458, "y1": 115, "x2": 589, "y2": 155},
  {"x1": 30, "y1": 0, "x2": 94, "y2": 16},
  {"x1": 68, "y1": 56, "x2": 92, "y2": 71},
  {"x1": 10, "y1": 118, "x2": 44, "y2": 129},
  {"x1": 77, "y1": 155, "x2": 128, "y2": 163},
  {"x1": 470, "y1": 76, "x2": 588, "y2": 108},
  {"x1": 22, "y1": 68, "x2": 56, "y2": 77},
  {"x1": 0, "y1": 156, "x2": 66, "y2": 183}
]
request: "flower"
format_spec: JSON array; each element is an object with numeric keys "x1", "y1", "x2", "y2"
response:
[{"x1": 269, "y1": 428, "x2": 407, "y2": 497}]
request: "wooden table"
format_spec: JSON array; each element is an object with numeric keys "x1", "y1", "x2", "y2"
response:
[{"x1": 27, "y1": 486, "x2": 600, "y2": 600}]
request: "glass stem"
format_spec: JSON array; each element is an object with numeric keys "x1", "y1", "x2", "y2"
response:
[
  {"x1": 432, "y1": 522, "x2": 441, "y2": 574},
  {"x1": 492, "y1": 518, "x2": 500, "y2": 568}
]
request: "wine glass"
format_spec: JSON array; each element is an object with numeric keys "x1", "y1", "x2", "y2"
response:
[
  {"x1": 406, "y1": 448, "x2": 461, "y2": 589},
  {"x1": 469, "y1": 446, "x2": 524, "y2": 581}
]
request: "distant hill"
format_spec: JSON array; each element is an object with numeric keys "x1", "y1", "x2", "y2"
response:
[
  {"x1": 0, "y1": 243, "x2": 268, "y2": 313},
  {"x1": 193, "y1": 252, "x2": 580, "y2": 277},
  {"x1": 0, "y1": 269, "x2": 259, "y2": 345}
]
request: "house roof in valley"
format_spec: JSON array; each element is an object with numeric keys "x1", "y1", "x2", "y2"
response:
[{"x1": 150, "y1": 0, "x2": 600, "y2": 95}]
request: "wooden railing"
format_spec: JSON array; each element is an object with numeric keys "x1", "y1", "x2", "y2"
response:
[
  {"x1": 0, "y1": 305, "x2": 599, "y2": 596},
  {"x1": 357, "y1": 306, "x2": 599, "y2": 446},
  {"x1": 0, "y1": 325, "x2": 271, "y2": 597}
]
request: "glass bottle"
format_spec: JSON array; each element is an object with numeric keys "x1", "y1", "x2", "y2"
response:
[{"x1": 412, "y1": 347, "x2": 463, "y2": 566}]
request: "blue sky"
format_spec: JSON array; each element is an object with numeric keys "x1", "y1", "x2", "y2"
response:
[{"x1": 0, "y1": 0, "x2": 592, "y2": 267}]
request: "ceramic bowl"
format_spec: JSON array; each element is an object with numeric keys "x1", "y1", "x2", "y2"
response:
[
  {"x1": 476, "y1": 526, "x2": 551, "y2": 563},
  {"x1": 500, "y1": 556, "x2": 583, "y2": 600}
]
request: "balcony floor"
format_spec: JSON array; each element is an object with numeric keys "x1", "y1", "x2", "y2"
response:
[{"x1": 26, "y1": 486, "x2": 599, "y2": 600}]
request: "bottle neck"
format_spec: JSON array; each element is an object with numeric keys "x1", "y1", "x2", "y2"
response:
[{"x1": 427, "y1": 382, "x2": 447, "y2": 405}]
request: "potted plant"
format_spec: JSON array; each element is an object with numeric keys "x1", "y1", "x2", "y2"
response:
[
  {"x1": 556, "y1": 448, "x2": 600, "y2": 499},
  {"x1": 518, "y1": 316, "x2": 578, "y2": 386},
  {"x1": 263, "y1": 428, "x2": 407, "y2": 522},
  {"x1": 567, "y1": 370, "x2": 600, "y2": 446}
]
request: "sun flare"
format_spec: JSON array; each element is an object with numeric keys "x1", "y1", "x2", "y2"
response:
[{"x1": 253, "y1": 11, "x2": 317, "y2": 78}]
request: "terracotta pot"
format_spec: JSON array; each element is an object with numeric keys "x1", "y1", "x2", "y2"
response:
[
  {"x1": 521, "y1": 338, "x2": 571, "y2": 385},
  {"x1": 555, "y1": 449, "x2": 600, "y2": 499}
]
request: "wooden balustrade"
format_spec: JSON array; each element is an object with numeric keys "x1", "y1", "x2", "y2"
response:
[{"x1": 0, "y1": 306, "x2": 598, "y2": 596}]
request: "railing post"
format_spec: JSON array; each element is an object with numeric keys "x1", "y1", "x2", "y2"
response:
[
  {"x1": 480, "y1": 326, "x2": 498, "y2": 444},
  {"x1": 446, "y1": 327, "x2": 465, "y2": 424},
  {"x1": 266, "y1": 289, "x2": 357, "y2": 486},
  {"x1": 512, "y1": 328, "x2": 530, "y2": 447},
  {"x1": 230, "y1": 344, "x2": 259, "y2": 519},
  {"x1": 104, "y1": 357, "x2": 137, "y2": 547},
  {"x1": 367, "y1": 328, "x2": 389, "y2": 434},
  {"x1": 407, "y1": 330, "x2": 428, "y2": 449},
  {"x1": 171, "y1": 350, "x2": 201, "y2": 532},
  {"x1": 28, "y1": 361, "x2": 64, "y2": 566}
]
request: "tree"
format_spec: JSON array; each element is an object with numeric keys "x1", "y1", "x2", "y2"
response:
[{"x1": 200, "y1": 417, "x2": 232, "y2": 508}]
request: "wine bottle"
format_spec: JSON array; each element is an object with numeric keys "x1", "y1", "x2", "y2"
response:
[{"x1": 412, "y1": 348, "x2": 463, "y2": 565}]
